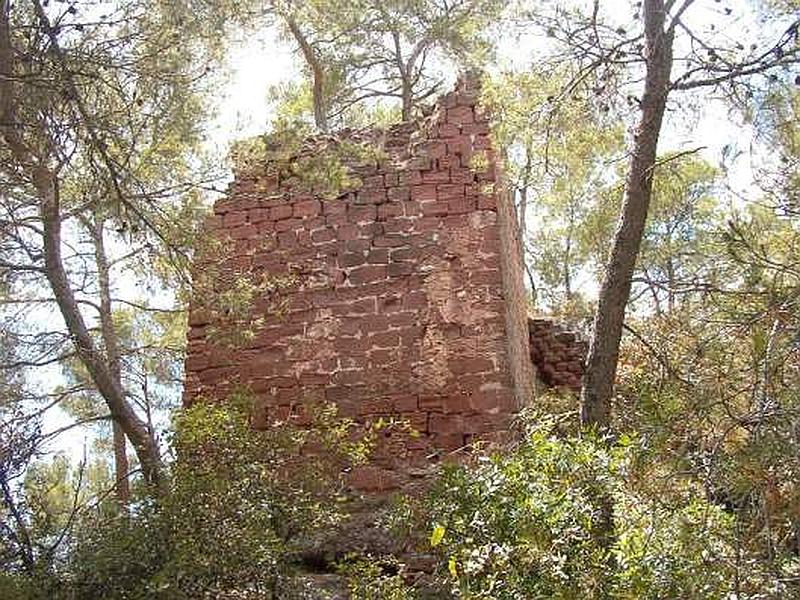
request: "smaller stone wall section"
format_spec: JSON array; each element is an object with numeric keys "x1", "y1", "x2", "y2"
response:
[{"x1": 528, "y1": 318, "x2": 586, "y2": 393}]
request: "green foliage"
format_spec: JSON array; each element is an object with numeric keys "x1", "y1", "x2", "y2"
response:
[
  {"x1": 614, "y1": 199, "x2": 800, "y2": 595},
  {"x1": 0, "y1": 0, "x2": 220, "y2": 496},
  {"x1": 2, "y1": 2, "x2": 799, "y2": 598},
  {"x1": 0, "y1": 572, "x2": 58, "y2": 600},
  {"x1": 606, "y1": 154, "x2": 723, "y2": 315},
  {"x1": 273, "y1": 0, "x2": 504, "y2": 127},
  {"x1": 0, "y1": 453, "x2": 116, "y2": 599},
  {"x1": 230, "y1": 129, "x2": 384, "y2": 198},
  {"x1": 66, "y1": 504, "x2": 169, "y2": 600},
  {"x1": 757, "y1": 87, "x2": 800, "y2": 213},
  {"x1": 22, "y1": 457, "x2": 80, "y2": 550},
  {"x1": 339, "y1": 554, "x2": 417, "y2": 600},
  {"x1": 483, "y1": 68, "x2": 624, "y2": 314},
  {"x1": 426, "y1": 415, "x2": 621, "y2": 598},
  {"x1": 63, "y1": 392, "x2": 371, "y2": 599},
  {"x1": 424, "y1": 413, "x2": 756, "y2": 599},
  {"x1": 614, "y1": 492, "x2": 737, "y2": 599}
]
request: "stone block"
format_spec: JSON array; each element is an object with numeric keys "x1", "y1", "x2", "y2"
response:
[
  {"x1": 270, "y1": 204, "x2": 293, "y2": 220},
  {"x1": 293, "y1": 199, "x2": 321, "y2": 218}
]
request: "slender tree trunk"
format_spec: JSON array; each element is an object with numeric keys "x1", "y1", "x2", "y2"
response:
[
  {"x1": 519, "y1": 185, "x2": 529, "y2": 265},
  {"x1": 666, "y1": 228, "x2": 675, "y2": 312},
  {"x1": 0, "y1": 476, "x2": 35, "y2": 574},
  {"x1": 643, "y1": 268, "x2": 664, "y2": 316},
  {"x1": 564, "y1": 201, "x2": 576, "y2": 302},
  {"x1": 391, "y1": 32, "x2": 426, "y2": 121},
  {"x1": 581, "y1": 0, "x2": 674, "y2": 429},
  {"x1": 285, "y1": 14, "x2": 328, "y2": 131},
  {"x1": 90, "y1": 216, "x2": 131, "y2": 508},
  {"x1": 518, "y1": 145, "x2": 533, "y2": 241},
  {"x1": 400, "y1": 79, "x2": 413, "y2": 121},
  {"x1": 36, "y1": 169, "x2": 164, "y2": 490},
  {"x1": 518, "y1": 146, "x2": 536, "y2": 303},
  {"x1": 110, "y1": 422, "x2": 130, "y2": 502}
]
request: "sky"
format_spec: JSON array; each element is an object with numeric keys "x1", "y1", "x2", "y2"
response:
[{"x1": 209, "y1": 29, "x2": 296, "y2": 151}]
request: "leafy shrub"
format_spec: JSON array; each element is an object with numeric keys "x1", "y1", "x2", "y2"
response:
[
  {"x1": 615, "y1": 493, "x2": 736, "y2": 598},
  {"x1": 425, "y1": 413, "x2": 746, "y2": 599},
  {"x1": 426, "y1": 415, "x2": 618, "y2": 598},
  {"x1": 339, "y1": 554, "x2": 417, "y2": 600},
  {"x1": 65, "y1": 391, "x2": 371, "y2": 599},
  {"x1": 0, "y1": 572, "x2": 57, "y2": 600},
  {"x1": 66, "y1": 503, "x2": 168, "y2": 599}
]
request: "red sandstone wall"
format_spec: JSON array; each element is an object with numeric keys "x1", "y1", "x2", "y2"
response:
[
  {"x1": 183, "y1": 76, "x2": 533, "y2": 491},
  {"x1": 528, "y1": 318, "x2": 586, "y2": 393}
]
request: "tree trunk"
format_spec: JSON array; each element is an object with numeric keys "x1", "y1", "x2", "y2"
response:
[
  {"x1": 285, "y1": 14, "x2": 328, "y2": 132},
  {"x1": 581, "y1": 0, "x2": 674, "y2": 429},
  {"x1": 401, "y1": 80, "x2": 413, "y2": 121},
  {"x1": 666, "y1": 228, "x2": 675, "y2": 313},
  {"x1": 90, "y1": 216, "x2": 131, "y2": 508},
  {"x1": 518, "y1": 184, "x2": 529, "y2": 267},
  {"x1": 564, "y1": 201, "x2": 575, "y2": 302},
  {"x1": 517, "y1": 146, "x2": 536, "y2": 303},
  {"x1": 518, "y1": 145, "x2": 533, "y2": 242},
  {"x1": 36, "y1": 168, "x2": 164, "y2": 490}
]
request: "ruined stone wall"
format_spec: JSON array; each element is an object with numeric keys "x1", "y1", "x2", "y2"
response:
[
  {"x1": 528, "y1": 318, "x2": 586, "y2": 393},
  {"x1": 183, "y1": 76, "x2": 584, "y2": 492},
  {"x1": 184, "y1": 76, "x2": 530, "y2": 491}
]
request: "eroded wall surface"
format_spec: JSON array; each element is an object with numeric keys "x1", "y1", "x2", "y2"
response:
[
  {"x1": 183, "y1": 77, "x2": 535, "y2": 491},
  {"x1": 528, "y1": 318, "x2": 586, "y2": 393}
]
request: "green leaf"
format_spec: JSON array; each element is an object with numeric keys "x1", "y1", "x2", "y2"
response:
[
  {"x1": 448, "y1": 556, "x2": 458, "y2": 578},
  {"x1": 430, "y1": 523, "x2": 446, "y2": 547}
]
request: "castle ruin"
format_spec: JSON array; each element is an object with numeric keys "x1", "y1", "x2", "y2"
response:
[{"x1": 183, "y1": 75, "x2": 584, "y2": 492}]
